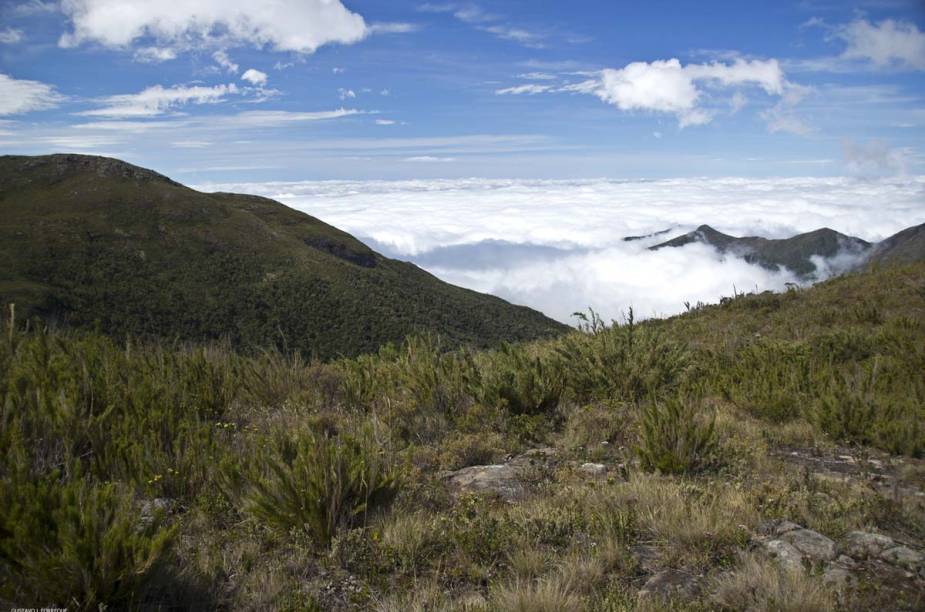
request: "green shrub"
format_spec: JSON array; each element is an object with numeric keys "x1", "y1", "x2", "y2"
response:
[
  {"x1": 811, "y1": 364, "x2": 925, "y2": 456},
  {"x1": 0, "y1": 474, "x2": 175, "y2": 610},
  {"x1": 555, "y1": 310, "x2": 689, "y2": 403},
  {"x1": 473, "y1": 343, "x2": 563, "y2": 415},
  {"x1": 395, "y1": 334, "x2": 475, "y2": 416},
  {"x1": 636, "y1": 394, "x2": 717, "y2": 475},
  {"x1": 235, "y1": 427, "x2": 402, "y2": 547},
  {"x1": 811, "y1": 370, "x2": 878, "y2": 446},
  {"x1": 715, "y1": 339, "x2": 816, "y2": 423}
]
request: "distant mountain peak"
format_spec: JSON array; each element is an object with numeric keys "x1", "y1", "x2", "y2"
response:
[{"x1": 651, "y1": 224, "x2": 872, "y2": 278}]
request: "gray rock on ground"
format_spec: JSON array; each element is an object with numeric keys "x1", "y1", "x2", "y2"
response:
[
  {"x1": 579, "y1": 462, "x2": 607, "y2": 476},
  {"x1": 443, "y1": 447, "x2": 557, "y2": 502},
  {"x1": 780, "y1": 528, "x2": 838, "y2": 562},
  {"x1": 843, "y1": 531, "x2": 895, "y2": 559},
  {"x1": 763, "y1": 539, "x2": 805, "y2": 572},
  {"x1": 637, "y1": 569, "x2": 700, "y2": 604},
  {"x1": 880, "y1": 546, "x2": 924, "y2": 571}
]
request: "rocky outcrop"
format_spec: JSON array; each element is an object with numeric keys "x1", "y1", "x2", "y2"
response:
[{"x1": 442, "y1": 448, "x2": 557, "y2": 501}]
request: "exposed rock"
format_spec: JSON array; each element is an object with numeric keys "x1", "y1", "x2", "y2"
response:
[
  {"x1": 637, "y1": 569, "x2": 699, "y2": 603},
  {"x1": 880, "y1": 546, "x2": 924, "y2": 571},
  {"x1": 444, "y1": 464, "x2": 525, "y2": 501},
  {"x1": 835, "y1": 554, "x2": 857, "y2": 568},
  {"x1": 764, "y1": 539, "x2": 804, "y2": 572},
  {"x1": 843, "y1": 531, "x2": 895, "y2": 559},
  {"x1": 781, "y1": 528, "x2": 837, "y2": 562},
  {"x1": 822, "y1": 566, "x2": 853, "y2": 591},
  {"x1": 773, "y1": 520, "x2": 803, "y2": 535},
  {"x1": 443, "y1": 448, "x2": 557, "y2": 501},
  {"x1": 579, "y1": 462, "x2": 607, "y2": 476},
  {"x1": 631, "y1": 544, "x2": 661, "y2": 574}
]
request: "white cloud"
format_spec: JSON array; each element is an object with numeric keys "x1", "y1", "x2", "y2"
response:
[
  {"x1": 338, "y1": 88, "x2": 356, "y2": 100},
  {"x1": 58, "y1": 0, "x2": 370, "y2": 54},
  {"x1": 763, "y1": 106, "x2": 813, "y2": 136},
  {"x1": 496, "y1": 83, "x2": 552, "y2": 95},
  {"x1": 368, "y1": 22, "x2": 418, "y2": 34},
  {"x1": 133, "y1": 46, "x2": 177, "y2": 63},
  {"x1": 419, "y1": 2, "x2": 542, "y2": 46},
  {"x1": 0, "y1": 28, "x2": 24, "y2": 44},
  {"x1": 842, "y1": 138, "x2": 909, "y2": 176},
  {"x1": 229, "y1": 108, "x2": 361, "y2": 127},
  {"x1": 838, "y1": 19, "x2": 925, "y2": 70},
  {"x1": 404, "y1": 155, "x2": 457, "y2": 162},
  {"x1": 9, "y1": 1, "x2": 58, "y2": 16},
  {"x1": 196, "y1": 176, "x2": 925, "y2": 323},
  {"x1": 478, "y1": 24, "x2": 543, "y2": 46},
  {"x1": 375, "y1": 119, "x2": 397, "y2": 125},
  {"x1": 212, "y1": 50, "x2": 239, "y2": 73},
  {"x1": 518, "y1": 72, "x2": 556, "y2": 80},
  {"x1": 568, "y1": 58, "x2": 786, "y2": 127},
  {"x1": 77, "y1": 83, "x2": 240, "y2": 118},
  {"x1": 241, "y1": 68, "x2": 267, "y2": 86},
  {"x1": 0, "y1": 73, "x2": 63, "y2": 115}
]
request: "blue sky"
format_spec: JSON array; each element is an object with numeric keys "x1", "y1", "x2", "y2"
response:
[{"x1": 1, "y1": 0, "x2": 924, "y2": 181}]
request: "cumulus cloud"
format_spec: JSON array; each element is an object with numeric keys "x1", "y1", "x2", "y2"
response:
[
  {"x1": 0, "y1": 73, "x2": 63, "y2": 115},
  {"x1": 77, "y1": 83, "x2": 240, "y2": 118},
  {"x1": 58, "y1": 0, "x2": 370, "y2": 54},
  {"x1": 338, "y1": 88, "x2": 356, "y2": 100},
  {"x1": 568, "y1": 58, "x2": 785, "y2": 127},
  {"x1": 195, "y1": 176, "x2": 925, "y2": 323},
  {"x1": 0, "y1": 28, "x2": 24, "y2": 44},
  {"x1": 838, "y1": 19, "x2": 925, "y2": 70},
  {"x1": 212, "y1": 50, "x2": 239, "y2": 74},
  {"x1": 241, "y1": 68, "x2": 267, "y2": 86}
]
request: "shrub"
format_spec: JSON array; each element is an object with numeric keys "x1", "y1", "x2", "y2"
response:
[
  {"x1": 636, "y1": 394, "x2": 717, "y2": 475},
  {"x1": 473, "y1": 343, "x2": 563, "y2": 416},
  {"x1": 715, "y1": 339, "x2": 816, "y2": 423},
  {"x1": 395, "y1": 334, "x2": 476, "y2": 416},
  {"x1": 0, "y1": 474, "x2": 175, "y2": 610},
  {"x1": 811, "y1": 369, "x2": 878, "y2": 446},
  {"x1": 555, "y1": 310, "x2": 689, "y2": 403},
  {"x1": 235, "y1": 427, "x2": 402, "y2": 547}
]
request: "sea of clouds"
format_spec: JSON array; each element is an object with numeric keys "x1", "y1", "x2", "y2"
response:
[{"x1": 195, "y1": 176, "x2": 925, "y2": 324}]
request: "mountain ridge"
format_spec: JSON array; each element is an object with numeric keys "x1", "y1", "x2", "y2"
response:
[
  {"x1": 650, "y1": 223, "x2": 878, "y2": 277},
  {"x1": 0, "y1": 154, "x2": 567, "y2": 359}
]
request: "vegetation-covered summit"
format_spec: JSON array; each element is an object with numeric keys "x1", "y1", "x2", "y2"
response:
[{"x1": 0, "y1": 154, "x2": 566, "y2": 359}]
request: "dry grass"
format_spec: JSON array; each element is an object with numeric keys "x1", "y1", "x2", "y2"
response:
[
  {"x1": 490, "y1": 576, "x2": 584, "y2": 612},
  {"x1": 712, "y1": 553, "x2": 835, "y2": 611}
]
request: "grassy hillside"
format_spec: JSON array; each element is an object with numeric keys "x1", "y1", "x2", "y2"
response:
[
  {"x1": 2, "y1": 261, "x2": 923, "y2": 610},
  {"x1": 0, "y1": 154, "x2": 565, "y2": 359}
]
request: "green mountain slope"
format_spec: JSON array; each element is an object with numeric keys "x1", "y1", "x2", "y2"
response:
[
  {"x1": 0, "y1": 154, "x2": 566, "y2": 358},
  {"x1": 868, "y1": 222, "x2": 925, "y2": 267},
  {"x1": 651, "y1": 224, "x2": 872, "y2": 277}
]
